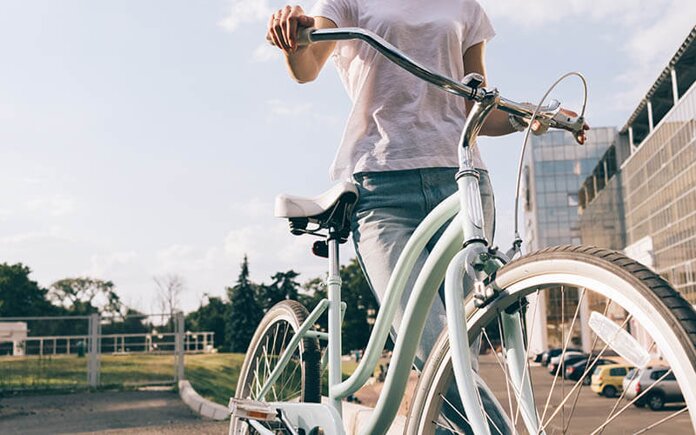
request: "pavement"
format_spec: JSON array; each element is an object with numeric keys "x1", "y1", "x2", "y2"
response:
[
  {"x1": 1, "y1": 356, "x2": 692, "y2": 434},
  {"x1": 0, "y1": 389, "x2": 227, "y2": 434}
]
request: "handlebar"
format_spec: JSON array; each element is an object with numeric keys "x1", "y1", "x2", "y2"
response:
[{"x1": 295, "y1": 27, "x2": 586, "y2": 142}]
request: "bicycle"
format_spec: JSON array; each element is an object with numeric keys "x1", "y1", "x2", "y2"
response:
[{"x1": 229, "y1": 27, "x2": 696, "y2": 435}]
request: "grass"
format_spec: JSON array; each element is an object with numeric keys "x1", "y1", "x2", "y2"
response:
[
  {"x1": 184, "y1": 353, "x2": 245, "y2": 404},
  {"x1": 0, "y1": 352, "x2": 368, "y2": 406}
]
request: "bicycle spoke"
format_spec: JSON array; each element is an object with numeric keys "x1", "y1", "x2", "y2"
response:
[
  {"x1": 432, "y1": 417, "x2": 467, "y2": 434},
  {"x1": 563, "y1": 298, "x2": 612, "y2": 432},
  {"x1": 632, "y1": 406, "x2": 688, "y2": 434},
  {"x1": 278, "y1": 358, "x2": 301, "y2": 399},
  {"x1": 439, "y1": 393, "x2": 473, "y2": 429},
  {"x1": 537, "y1": 314, "x2": 634, "y2": 434},
  {"x1": 598, "y1": 340, "x2": 658, "y2": 435},
  {"x1": 589, "y1": 369, "x2": 674, "y2": 434},
  {"x1": 540, "y1": 285, "x2": 585, "y2": 429},
  {"x1": 482, "y1": 327, "x2": 515, "y2": 421}
]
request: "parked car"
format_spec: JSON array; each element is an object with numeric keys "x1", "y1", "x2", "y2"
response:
[
  {"x1": 591, "y1": 364, "x2": 632, "y2": 398},
  {"x1": 540, "y1": 347, "x2": 582, "y2": 367},
  {"x1": 623, "y1": 366, "x2": 684, "y2": 410},
  {"x1": 548, "y1": 352, "x2": 586, "y2": 376},
  {"x1": 565, "y1": 357, "x2": 616, "y2": 384}
]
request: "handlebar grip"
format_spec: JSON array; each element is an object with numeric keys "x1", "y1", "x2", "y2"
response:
[
  {"x1": 266, "y1": 27, "x2": 315, "y2": 47},
  {"x1": 297, "y1": 27, "x2": 315, "y2": 46}
]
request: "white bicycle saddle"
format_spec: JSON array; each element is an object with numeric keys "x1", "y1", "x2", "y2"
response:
[{"x1": 274, "y1": 182, "x2": 358, "y2": 219}]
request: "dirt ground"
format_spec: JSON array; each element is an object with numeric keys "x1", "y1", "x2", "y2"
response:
[{"x1": 0, "y1": 389, "x2": 228, "y2": 434}]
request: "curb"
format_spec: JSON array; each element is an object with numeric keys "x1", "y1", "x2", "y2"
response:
[{"x1": 178, "y1": 380, "x2": 229, "y2": 421}]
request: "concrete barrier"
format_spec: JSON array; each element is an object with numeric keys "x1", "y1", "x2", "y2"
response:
[{"x1": 178, "y1": 380, "x2": 228, "y2": 420}]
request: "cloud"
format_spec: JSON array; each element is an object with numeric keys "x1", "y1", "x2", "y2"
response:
[
  {"x1": 230, "y1": 197, "x2": 274, "y2": 218},
  {"x1": 268, "y1": 98, "x2": 314, "y2": 117},
  {"x1": 219, "y1": 0, "x2": 319, "y2": 32},
  {"x1": 479, "y1": 0, "x2": 660, "y2": 28},
  {"x1": 218, "y1": 0, "x2": 273, "y2": 32},
  {"x1": 223, "y1": 219, "x2": 330, "y2": 282},
  {"x1": 25, "y1": 194, "x2": 77, "y2": 217},
  {"x1": 252, "y1": 43, "x2": 282, "y2": 62},
  {"x1": 86, "y1": 251, "x2": 139, "y2": 278}
]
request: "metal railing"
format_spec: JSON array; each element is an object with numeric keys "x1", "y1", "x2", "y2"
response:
[{"x1": 0, "y1": 312, "x2": 213, "y2": 391}]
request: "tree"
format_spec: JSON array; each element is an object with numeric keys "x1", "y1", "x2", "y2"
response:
[
  {"x1": 0, "y1": 263, "x2": 57, "y2": 317},
  {"x1": 258, "y1": 270, "x2": 301, "y2": 311},
  {"x1": 49, "y1": 277, "x2": 123, "y2": 316},
  {"x1": 301, "y1": 258, "x2": 379, "y2": 353},
  {"x1": 186, "y1": 294, "x2": 228, "y2": 349},
  {"x1": 154, "y1": 274, "x2": 185, "y2": 326},
  {"x1": 225, "y1": 256, "x2": 263, "y2": 352}
]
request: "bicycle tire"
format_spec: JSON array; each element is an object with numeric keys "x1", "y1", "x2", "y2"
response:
[
  {"x1": 230, "y1": 300, "x2": 321, "y2": 434},
  {"x1": 407, "y1": 245, "x2": 696, "y2": 434}
]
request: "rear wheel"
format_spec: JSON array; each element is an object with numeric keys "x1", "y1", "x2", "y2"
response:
[
  {"x1": 230, "y1": 300, "x2": 321, "y2": 434},
  {"x1": 406, "y1": 246, "x2": 696, "y2": 434},
  {"x1": 603, "y1": 385, "x2": 617, "y2": 398},
  {"x1": 649, "y1": 392, "x2": 666, "y2": 411}
]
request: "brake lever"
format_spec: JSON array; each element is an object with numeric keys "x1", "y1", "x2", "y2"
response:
[{"x1": 551, "y1": 111, "x2": 586, "y2": 145}]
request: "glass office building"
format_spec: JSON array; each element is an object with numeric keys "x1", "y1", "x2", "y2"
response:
[{"x1": 622, "y1": 88, "x2": 696, "y2": 304}]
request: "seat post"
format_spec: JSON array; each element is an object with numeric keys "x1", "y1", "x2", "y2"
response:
[{"x1": 327, "y1": 228, "x2": 343, "y2": 416}]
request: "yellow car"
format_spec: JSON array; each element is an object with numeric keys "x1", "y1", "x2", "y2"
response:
[{"x1": 591, "y1": 364, "x2": 632, "y2": 398}]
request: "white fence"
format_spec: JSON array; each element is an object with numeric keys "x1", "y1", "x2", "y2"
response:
[{"x1": 0, "y1": 312, "x2": 215, "y2": 391}]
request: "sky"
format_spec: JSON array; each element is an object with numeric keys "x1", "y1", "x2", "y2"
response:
[{"x1": 0, "y1": 0, "x2": 694, "y2": 314}]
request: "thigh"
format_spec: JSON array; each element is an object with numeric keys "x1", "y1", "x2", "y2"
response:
[{"x1": 350, "y1": 170, "x2": 426, "y2": 299}]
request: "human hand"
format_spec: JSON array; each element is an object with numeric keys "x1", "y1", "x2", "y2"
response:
[
  {"x1": 531, "y1": 107, "x2": 590, "y2": 144},
  {"x1": 267, "y1": 5, "x2": 315, "y2": 53}
]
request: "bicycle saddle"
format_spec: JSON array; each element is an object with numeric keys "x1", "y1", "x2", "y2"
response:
[{"x1": 274, "y1": 182, "x2": 359, "y2": 241}]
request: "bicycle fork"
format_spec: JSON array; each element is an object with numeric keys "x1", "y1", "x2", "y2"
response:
[{"x1": 447, "y1": 89, "x2": 543, "y2": 433}]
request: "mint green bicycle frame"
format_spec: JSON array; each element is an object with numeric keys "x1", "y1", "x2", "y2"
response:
[{"x1": 253, "y1": 26, "x2": 586, "y2": 435}]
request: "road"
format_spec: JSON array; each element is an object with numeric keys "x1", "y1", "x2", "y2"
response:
[{"x1": 0, "y1": 389, "x2": 227, "y2": 434}]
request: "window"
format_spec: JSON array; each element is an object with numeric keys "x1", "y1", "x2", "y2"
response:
[{"x1": 610, "y1": 367, "x2": 627, "y2": 376}]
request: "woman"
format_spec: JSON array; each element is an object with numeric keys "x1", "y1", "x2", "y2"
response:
[{"x1": 266, "y1": 0, "x2": 585, "y2": 369}]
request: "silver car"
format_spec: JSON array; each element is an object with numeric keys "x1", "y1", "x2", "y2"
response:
[{"x1": 623, "y1": 366, "x2": 684, "y2": 410}]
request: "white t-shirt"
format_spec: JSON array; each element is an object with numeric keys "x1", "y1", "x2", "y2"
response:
[{"x1": 310, "y1": 0, "x2": 495, "y2": 181}]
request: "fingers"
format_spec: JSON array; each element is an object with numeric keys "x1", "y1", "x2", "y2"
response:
[
  {"x1": 267, "y1": 5, "x2": 308, "y2": 53},
  {"x1": 267, "y1": 13, "x2": 281, "y2": 48}
]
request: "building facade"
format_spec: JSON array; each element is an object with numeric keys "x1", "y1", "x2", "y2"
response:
[{"x1": 579, "y1": 26, "x2": 696, "y2": 306}]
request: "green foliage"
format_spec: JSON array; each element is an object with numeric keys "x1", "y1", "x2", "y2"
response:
[
  {"x1": 225, "y1": 256, "x2": 263, "y2": 352},
  {"x1": 0, "y1": 263, "x2": 57, "y2": 317},
  {"x1": 301, "y1": 258, "x2": 378, "y2": 353},
  {"x1": 49, "y1": 277, "x2": 123, "y2": 316},
  {"x1": 186, "y1": 295, "x2": 228, "y2": 349},
  {"x1": 257, "y1": 270, "x2": 301, "y2": 311}
]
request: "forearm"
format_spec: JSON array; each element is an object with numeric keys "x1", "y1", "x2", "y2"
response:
[
  {"x1": 284, "y1": 43, "x2": 332, "y2": 83},
  {"x1": 479, "y1": 108, "x2": 517, "y2": 136}
]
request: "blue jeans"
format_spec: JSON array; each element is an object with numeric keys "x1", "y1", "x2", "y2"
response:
[{"x1": 351, "y1": 167, "x2": 495, "y2": 369}]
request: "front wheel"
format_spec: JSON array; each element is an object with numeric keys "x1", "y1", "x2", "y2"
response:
[
  {"x1": 406, "y1": 245, "x2": 696, "y2": 434},
  {"x1": 230, "y1": 300, "x2": 321, "y2": 434}
]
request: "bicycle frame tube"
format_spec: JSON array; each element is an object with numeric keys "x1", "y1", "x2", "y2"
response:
[
  {"x1": 327, "y1": 237, "x2": 343, "y2": 415},
  {"x1": 363, "y1": 211, "x2": 466, "y2": 435},
  {"x1": 330, "y1": 193, "x2": 460, "y2": 400}
]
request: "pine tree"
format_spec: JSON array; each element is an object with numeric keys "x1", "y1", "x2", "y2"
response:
[
  {"x1": 225, "y1": 256, "x2": 263, "y2": 352},
  {"x1": 258, "y1": 270, "x2": 301, "y2": 311}
]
